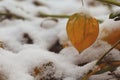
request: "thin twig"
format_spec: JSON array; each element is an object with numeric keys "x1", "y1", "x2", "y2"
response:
[
  {"x1": 0, "y1": 12, "x2": 25, "y2": 20},
  {"x1": 96, "y1": 40, "x2": 120, "y2": 65},
  {"x1": 38, "y1": 13, "x2": 103, "y2": 23},
  {"x1": 97, "y1": 0, "x2": 120, "y2": 6},
  {"x1": 38, "y1": 13, "x2": 70, "y2": 18},
  {"x1": 81, "y1": 61, "x2": 120, "y2": 80}
]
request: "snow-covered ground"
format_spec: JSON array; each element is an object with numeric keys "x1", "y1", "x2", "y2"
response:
[{"x1": 0, "y1": 0, "x2": 120, "y2": 80}]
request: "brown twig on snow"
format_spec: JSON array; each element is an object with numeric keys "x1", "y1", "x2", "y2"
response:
[{"x1": 97, "y1": 0, "x2": 120, "y2": 6}]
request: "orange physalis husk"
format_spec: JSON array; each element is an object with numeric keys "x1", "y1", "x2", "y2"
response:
[
  {"x1": 66, "y1": 13, "x2": 99, "y2": 52},
  {"x1": 101, "y1": 27, "x2": 120, "y2": 49}
]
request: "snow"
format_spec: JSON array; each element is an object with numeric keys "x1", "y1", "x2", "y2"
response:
[
  {"x1": 0, "y1": 0, "x2": 120, "y2": 80},
  {"x1": 89, "y1": 72, "x2": 114, "y2": 80},
  {"x1": 0, "y1": 48, "x2": 97, "y2": 80}
]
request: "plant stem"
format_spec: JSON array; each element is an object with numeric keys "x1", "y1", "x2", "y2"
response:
[
  {"x1": 0, "y1": 12, "x2": 103, "y2": 23},
  {"x1": 39, "y1": 13, "x2": 70, "y2": 18},
  {"x1": 97, "y1": 0, "x2": 120, "y2": 6},
  {"x1": 0, "y1": 12, "x2": 25, "y2": 20},
  {"x1": 81, "y1": 0, "x2": 84, "y2": 6},
  {"x1": 39, "y1": 13, "x2": 103, "y2": 23},
  {"x1": 96, "y1": 40, "x2": 120, "y2": 65}
]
